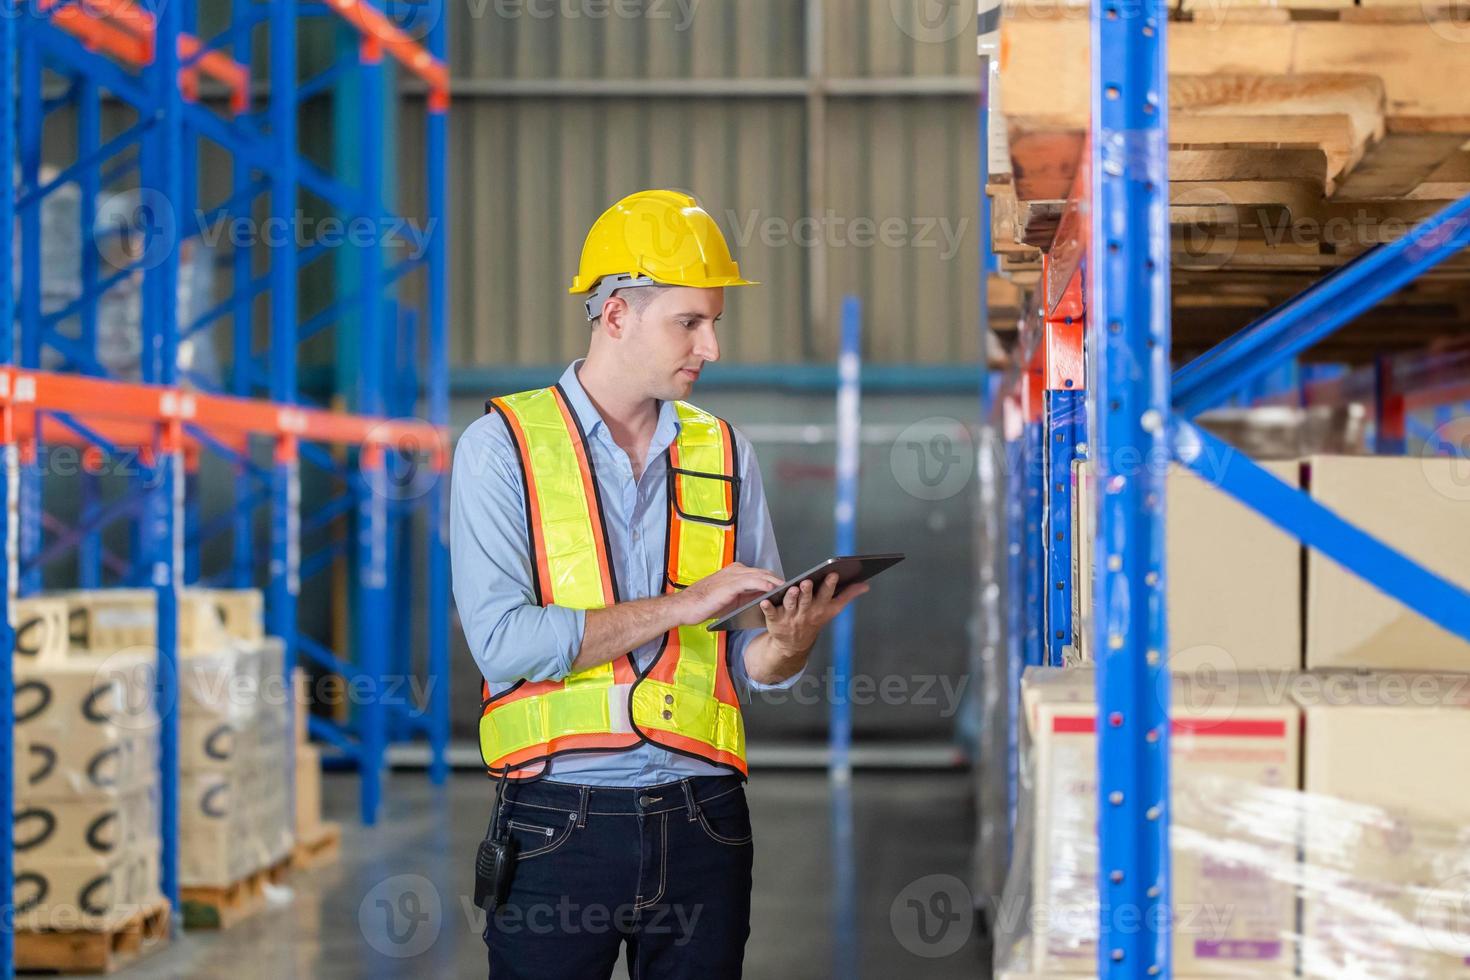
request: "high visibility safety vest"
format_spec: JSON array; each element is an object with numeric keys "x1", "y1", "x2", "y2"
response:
[{"x1": 478, "y1": 384, "x2": 747, "y2": 779}]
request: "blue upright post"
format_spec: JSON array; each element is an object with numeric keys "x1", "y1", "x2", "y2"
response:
[
  {"x1": 78, "y1": 74, "x2": 103, "y2": 588},
  {"x1": 1043, "y1": 389, "x2": 1083, "y2": 666},
  {"x1": 1090, "y1": 0, "x2": 1172, "y2": 971},
  {"x1": 1003, "y1": 397, "x2": 1024, "y2": 838},
  {"x1": 2, "y1": 5, "x2": 18, "y2": 974},
  {"x1": 1022, "y1": 411, "x2": 1044, "y2": 668},
  {"x1": 355, "y1": 30, "x2": 388, "y2": 824},
  {"x1": 141, "y1": 0, "x2": 186, "y2": 915},
  {"x1": 357, "y1": 447, "x2": 389, "y2": 825},
  {"x1": 425, "y1": 0, "x2": 451, "y2": 785},
  {"x1": 830, "y1": 295, "x2": 861, "y2": 980},
  {"x1": 267, "y1": 0, "x2": 303, "y2": 855},
  {"x1": 17, "y1": 27, "x2": 41, "y2": 597},
  {"x1": 230, "y1": 0, "x2": 256, "y2": 589}
]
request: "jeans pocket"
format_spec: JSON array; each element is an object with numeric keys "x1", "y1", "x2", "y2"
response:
[
  {"x1": 506, "y1": 812, "x2": 577, "y2": 860},
  {"x1": 694, "y1": 791, "x2": 753, "y2": 846}
]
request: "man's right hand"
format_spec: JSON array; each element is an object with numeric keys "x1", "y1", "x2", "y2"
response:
[{"x1": 674, "y1": 563, "x2": 786, "y2": 626}]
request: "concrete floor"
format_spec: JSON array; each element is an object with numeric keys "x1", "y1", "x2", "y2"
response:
[{"x1": 124, "y1": 769, "x2": 990, "y2": 979}]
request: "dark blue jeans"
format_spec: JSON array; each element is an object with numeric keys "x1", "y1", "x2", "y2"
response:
[{"x1": 482, "y1": 775, "x2": 753, "y2": 980}]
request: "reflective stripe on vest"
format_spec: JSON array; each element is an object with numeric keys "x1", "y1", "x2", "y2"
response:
[{"x1": 478, "y1": 386, "x2": 746, "y2": 778}]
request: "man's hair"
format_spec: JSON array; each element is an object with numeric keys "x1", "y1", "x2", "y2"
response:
[{"x1": 592, "y1": 284, "x2": 666, "y2": 328}]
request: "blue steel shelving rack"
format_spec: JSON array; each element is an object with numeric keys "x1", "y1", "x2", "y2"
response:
[
  {"x1": 986, "y1": 0, "x2": 1470, "y2": 976},
  {"x1": 2, "y1": 3, "x2": 449, "y2": 973}
]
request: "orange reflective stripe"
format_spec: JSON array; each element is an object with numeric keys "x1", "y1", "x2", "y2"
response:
[
  {"x1": 490, "y1": 733, "x2": 643, "y2": 775},
  {"x1": 647, "y1": 729, "x2": 747, "y2": 775}
]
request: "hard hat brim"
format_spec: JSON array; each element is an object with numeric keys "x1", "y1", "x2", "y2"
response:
[{"x1": 568, "y1": 275, "x2": 758, "y2": 295}]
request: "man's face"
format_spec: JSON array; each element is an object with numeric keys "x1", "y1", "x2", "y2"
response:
[{"x1": 623, "y1": 286, "x2": 724, "y2": 400}]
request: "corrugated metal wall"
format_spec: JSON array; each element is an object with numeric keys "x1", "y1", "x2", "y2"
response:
[{"x1": 412, "y1": 0, "x2": 980, "y2": 368}]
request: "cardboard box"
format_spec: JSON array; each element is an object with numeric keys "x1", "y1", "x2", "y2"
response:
[
  {"x1": 179, "y1": 770, "x2": 251, "y2": 886},
  {"x1": 12, "y1": 786, "x2": 157, "y2": 862},
  {"x1": 1305, "y1": 455, "x2": 1470, "y2": 671},
  {"x1": 1073, "y1": 461, "x2": 1302, "y2": 672},
  {"x1": 193, "y1": 587, "x2": 264, "y2": 643},
  {"x1": 12, "y1": 597, "x2": 69, "y2": 663},
  {"x1": 179, "y1": 645, "x2": 249, "y2": 722},
  {"x1": 14, "y1": 653, "x2": 159, "y2": 798},
  {"x1": 13, "y1": 838, "x2": 160, "y2": 931},
  {"x1": 1300, "y1": 674, "x2": 1470, "y2": 979},
  {"x1": 295, "y1": 743, "x2": 322, "y2": 839},
  {"x1": 180, "y1": 718, "x2": 240, "y2": 772},
  {"x1": 53, "y1": 589, "x2": 155, "y2": 651},
  {"x1": 15, "y1": 723, "x2": 158, "y2": 798},
  {"x1": 1025, "y1": 667, "x2": 1299, "y2": 977},
  {"x1": 51, "y1": 587, "x2": 229, "y2": 654}
]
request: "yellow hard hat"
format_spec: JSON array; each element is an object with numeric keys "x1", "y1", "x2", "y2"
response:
[{"x1": 570, "y1": 190, "x2": 757, "y2": 320}]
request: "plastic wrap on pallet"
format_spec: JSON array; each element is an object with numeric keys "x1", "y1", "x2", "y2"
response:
[
  {"x1": 996, "y1": 698, "x2": 1470, "y2": 979},
  {"x1": 22, "y1": 186, "x2": 221, "y2": 384},
  {"x1": 1196, "y1": 404, "x2": 1370, "y2": 459},
  {"x1": 972, "y1": 422, "x2": 1013, "y2": 915}
]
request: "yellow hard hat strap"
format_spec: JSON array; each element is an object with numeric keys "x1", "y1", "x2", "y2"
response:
[{"x1": 584, "y1": 273, "x2": 661, "y2": 322}]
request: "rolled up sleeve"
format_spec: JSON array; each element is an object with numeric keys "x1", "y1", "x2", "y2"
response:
[
  {"x1": 726, "y1": 430, "x2": 805, "y2": 693},
  {"x1": 450, "y1": 414, "x2": 584, "y2": 686}
]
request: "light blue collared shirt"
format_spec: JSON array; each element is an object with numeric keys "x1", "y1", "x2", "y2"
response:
[{"x1": 450, "y1": 360, "x2": 797, "y2": 785}]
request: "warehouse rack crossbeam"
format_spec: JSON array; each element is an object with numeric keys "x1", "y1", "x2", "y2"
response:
[
  {"x1": 989, "y1": 0, "x2": 1470, "y2": 974},
  {"x1": 3, "y1": 1, "x2": 450, "y2": 970}
]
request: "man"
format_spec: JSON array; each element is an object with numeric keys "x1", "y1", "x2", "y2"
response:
[{"x1": 450, "y1": 189, "x2": 868, "y2": 979}]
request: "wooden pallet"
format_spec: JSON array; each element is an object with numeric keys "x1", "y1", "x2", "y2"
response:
[
  {"x1": 988, "y1": 9, "x2": 1470, "y2": 360},
  {"x1": 15, "y1": 898, "x2": 170, "y2": 975},
  {"x1": 179, "y1": 856, "x2": 289, "y2": 930},
  {"x1": 291, "y1": 820, "x2": 342, "y2": 871}
]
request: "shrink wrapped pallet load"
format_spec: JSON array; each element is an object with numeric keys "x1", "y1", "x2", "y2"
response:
[{"x1": 11, "y1": 651, "x2": 164, "y2": 931}]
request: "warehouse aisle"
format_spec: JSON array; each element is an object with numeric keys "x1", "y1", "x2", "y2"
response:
[{"x1": 128, "y1": 769, "x2": 988, "y2": 979}]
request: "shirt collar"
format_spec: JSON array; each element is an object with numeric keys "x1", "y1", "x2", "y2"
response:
[{"x1": 557, "y1": 359, "x2": 681, "y2": 457}]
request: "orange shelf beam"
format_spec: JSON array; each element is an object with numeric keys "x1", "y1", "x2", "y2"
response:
[
  {"x1": 0, "y1": 369, "x2": 449, "y2": 470},
  {"x1": 39, "y1": 0, "x2": 251, "y2": 114},
  {"x1": 324, "y1": 0, "x2": 450, "y2": 111}
]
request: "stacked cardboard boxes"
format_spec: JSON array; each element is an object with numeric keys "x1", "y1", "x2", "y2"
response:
[
  {"x1": 1021, "y1": 667, "x2": 1300, "y2": 978},
  {"x1": 1071, "y1": 461, "x2": 1302, "y2": 672},
  {"x1": 48, "y1": 586, "x2": 260, "y2": 655},
  {"x1": 1304, "y1": 456, "x2": 1470, "y2": 671},
  {"x1": 12, "y1": 649, "x2": 162, "y2": 931},
  {"x1": 1298, "y1": 672, "x2": 1470, "y2": 979},
  {"x1": 179, "y1": 636, "x2": 293, "y2": 887}
]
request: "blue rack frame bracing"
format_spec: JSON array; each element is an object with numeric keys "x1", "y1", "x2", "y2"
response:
[{"x1": 2, "y1": 3, "x2": 450, "y2": 973}]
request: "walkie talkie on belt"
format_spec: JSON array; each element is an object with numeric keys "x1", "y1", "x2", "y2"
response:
[{"x1": 474, "y1": 776, "x2": 518, "y2": 913}]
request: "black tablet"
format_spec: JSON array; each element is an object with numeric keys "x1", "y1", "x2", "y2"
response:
[{"x1": 705, "y1": 553, "x2": 905, "y2": 632}]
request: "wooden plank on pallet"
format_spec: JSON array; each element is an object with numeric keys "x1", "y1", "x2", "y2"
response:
[
  {"x1": 1336, "y1": 132, "x2": 1468, "y2": 200},
  {"x1": 1001, "y1": 20, "x2": 1470, "y2": 123},
  {"x1": 1293, "y1": 25, "x2": 1470, "y2": 122},
  {"x1": 1407, "y1": 148, "x2": 1470, "y2": 201},
  {"x1": 15, "y1": 898, "x2": 170, "y2": 975},
  {"x1": 1170, "y1": 146, "x2": 1330, "y2": 185},
  {"x1": 180, "y1": 860, "x2": 284, "y2": 930},
  {"x1": 292, "y1": 820, "x2": 343, "y2": 871},
  {"x1": 1172, "y1": 114, "x2": 1356, "y2": 185},
  {"x1": 1170, "y1": 74, "x2": 1384, "y2": 149}
]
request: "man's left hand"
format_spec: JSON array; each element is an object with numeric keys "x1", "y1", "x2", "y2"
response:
[{"x1": 759, "y1": 572, "x2": 869, "y2": 660}]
